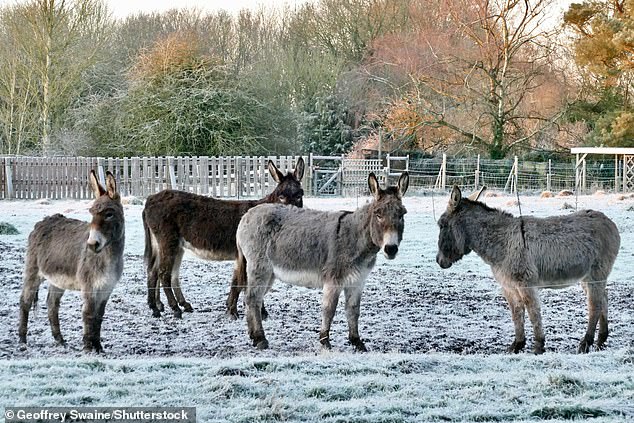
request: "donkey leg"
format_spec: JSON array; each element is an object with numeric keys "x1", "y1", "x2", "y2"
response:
[
  {"x1": 319, "y1": 284, "x2": 342, "y2": 350},
  {"x1": 158, "y1": 244, "x2": 182, "y2": 319},
  {"x1": 579, "y1": 279, "x2": 606, "y2": 353},
  {"x1": 147, "y1": 261, "x2": 162, "y2": 317},
  {"x1": 501, "y1": 286, "x2": 526, "y2": 353},
  {"x1": 91, "y1": 292, "x2": 112, "y2": 354},
  {"x1": 226, "y1": 268, "x2": 242, "y2": 320},
  {"x1": 227, "y1": 254, "x2": 268, "y2": 320},
  {"x1": 171, "y1": 249, "x2": 193, "y2": 312},
  {"x1": 597, "y1": 288, "x2": 609, "y2": 350},
  {"x1": 47, "y1": 285, "x2": 66, "y2": 346},
  {"x1": 81, "y1": 289, "x2": 97, "y2": 353},
  {"x1": 344, "y1": 286, "x2": 366, "y2": 352},
  {"x1": 245, "y1": 270, "x2": 273, "y2": 350},
  {"x1": 19, "y1": 258, "x2": 42, "y2": 347},
  {"x1": 519, "y1": 287, "x2": 545, "y2": 354}
]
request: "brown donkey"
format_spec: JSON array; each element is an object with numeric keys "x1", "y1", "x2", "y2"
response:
[
  {"x1": 19, "y1": 171, "x2": 124, "y2": 353},
  {"x1": 143, "y1": 158, "x2": 305, "y2": 319}
]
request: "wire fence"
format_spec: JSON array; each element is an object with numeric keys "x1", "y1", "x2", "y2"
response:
[
  {"x1": 406, "y1": 156, "x2": 619, "y2": 194},
  {"x1": 0, "y1": 154, "x2": 626, "y2": 200}
]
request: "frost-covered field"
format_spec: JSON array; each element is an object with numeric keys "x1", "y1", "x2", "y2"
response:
[{"x1": 1, "y1": 192, "x2": 633, "y2": 421}]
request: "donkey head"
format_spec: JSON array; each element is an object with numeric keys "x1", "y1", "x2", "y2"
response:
[
  {"x1": 436, "y1": 185, "x2": 486, "y2": 269},
  {"x1": 268, "y1": 157, "x2": 305, "y2": 207},
  {"x1": 87, "y1": 170, "x2": 124, "y2": 254},
  {"x1": 368, "y1": 172, "x2": 409, "y2": 259}
]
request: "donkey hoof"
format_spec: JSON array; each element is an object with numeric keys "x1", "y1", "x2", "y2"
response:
[
  {"x1": 577, "y1": 340, "x2": 592, "y2": 354},
  {"x1": 255, "y1": 339, "x2": 269, "y2": 350},
  {"x1": 226, "y1": 310, "x2": 239, "y2": 321},
  {"x1": 507, "y1": 340, "x2": 526, "y2": 354},
  {"x1": 173, "y1": 308, "x2": 183, "y2": 319},
  {"x1": 152, "y1": 309, "x2": 162, "y2": 318},
  {"x1": 54, "y1": 337, "x2": 67, "y2": 347},
  {"x1": 351, "y1": 339, "x2": 367, "y2": 352},
  {"x1": 18, "y1": 342, "x2": 27, "y2": 351},
  {"x1": 533, "y1": 345, "x2": 545, "y2": 355},
  {"x1": 320, "y1": 339, "x2": 332, "y2": 350},
  {"x1": 182, "y1": 302, "x2": 194, "y2": 313}
]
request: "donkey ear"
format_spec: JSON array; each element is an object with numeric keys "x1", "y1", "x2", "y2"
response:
[
  {"x1": 294, "y1": 157, "x2": 305, "y2": 181},
  {"x1": 89, "y1": 170, "x2": 106, "y2": 199},
  {"x1": 467, "y1": 186, "x2": 486, "y2": 202},
  {"x1": 105, "y1": 171, "x2": 119, "y2": 200},
  {"x1": 268, "y1": 160, "x2": 284, "y2": 184},
  {"x1": 448, "y1": 185, "x2": 461, "y2": 211},
  {"x1": 397, "y1": 172, "x2": 409, "y2": 198},
  {"x1": 368, "y1": 172, "x2": 380, "y2": 199}
]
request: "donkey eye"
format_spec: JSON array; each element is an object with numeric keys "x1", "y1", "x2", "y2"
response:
[
  {"x1": 375, "y1": 212, "x2": 383, "y2": 220},
  {"x1": 104, "y1": 212, "x2": 114, "y2": 220}
]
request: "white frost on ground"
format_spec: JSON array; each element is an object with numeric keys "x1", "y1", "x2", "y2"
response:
[{"x1": 0, "y1": 190, "x2": 633, "y2": 421}]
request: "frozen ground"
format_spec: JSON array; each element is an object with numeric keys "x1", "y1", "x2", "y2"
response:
[{"x1": 0, "y1": 191, "x2": 633, "y2": 421}]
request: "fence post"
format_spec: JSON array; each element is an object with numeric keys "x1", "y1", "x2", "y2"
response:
[
  {"x1": 5, "y1": 157, "x2": 14, "y2": 199},
  {"x1": 442, "y1": 153, "x2": 447, "y2": 190},
  {"x1": 547, "y1": 159, "x2": 552, "y2": 192},
  {"x1": 582, "y1": 158, "x2": 587, "y2": 193},
  {"x1": 615, "y1": 155, "x2": 619, "y2": 193},
  {"x1": 167, "y1": 157, "x2": 176, "y2": 189},
  {"x1": 340, "y1": 154, "x2": 345, "y2": 196},
  {"x1": 97, "y1": 157, "x2": 106, "y2": 186},
  {"x1": 475, "y1": 154, "x2": 480, "y2": 188},
  {"x1": 514, "y1": 156, "x2": 518, "y2": 194},
  {"x1": 386, "y1": 153, "x2": 391, "y2": 183}
]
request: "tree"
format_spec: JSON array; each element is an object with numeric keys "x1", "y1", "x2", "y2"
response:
[
  {"x1": 564, "y1": 0, "x2": 634, "y2": 147},
  {"x1": 75, "y1": 32, "x2": 280, "y2": 156},
  {"x1": 0, "y1": 0, "x2": 111, "y2": 154},
  {"x1": 364, "y1": 0, "x2": 567, "y2": 158}
]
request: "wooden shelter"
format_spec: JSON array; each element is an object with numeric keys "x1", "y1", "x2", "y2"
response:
[{"x1": 571, "y1": 147, "x2": 634, "y2": 192}]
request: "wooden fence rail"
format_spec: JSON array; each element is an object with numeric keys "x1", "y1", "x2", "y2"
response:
[{"x1": 0, "y1": 156, "x2": 306, "y2": 200}]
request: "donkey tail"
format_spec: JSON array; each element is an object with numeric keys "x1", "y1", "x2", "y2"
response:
[
  {"x1": 226, "y1": 243, "x2": 248, "y2": 319},
  {"x1": 142, "y1": 210, "x2": 157, "y2": 271}
]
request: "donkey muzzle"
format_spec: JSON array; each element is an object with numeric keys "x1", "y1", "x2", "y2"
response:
[
  {"x1": 87, "y1": 229, "x2": 106, "y2": 253},
  {"x1": 436, "y1": 253, "x2": 452, "y2": 269},
  {"x1": 384, "y1": 244, "x2": 399, "y2": 259}
]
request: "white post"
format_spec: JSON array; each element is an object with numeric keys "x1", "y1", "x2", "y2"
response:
[
  {"x1": 513, "y1": 156, "x2": 518, "y2": 194},
  {"x1": 442, "y1": 153, "x2": 447, "y2": 190},
  {"x1": 615, "y1": 155, "x2": 619, "y2": 193},
  {"x1": 167, "y1": 157, "x2": 176, "y2": 189},
  {"x1": 547, "y1": 159, "x2": 551, "y2": 192},
  {"x1": 475, "y1": 154, "x2": 480, "y2": 188},
  {"x1": 97, "y1": 157, "x2": 106, "y2": 187},
  {"x1": 4, "y1": 157, "x2": 13, "y2": 199},
  {"x1": 582, "y1": 158, "x2": 587, "y2": 193}
]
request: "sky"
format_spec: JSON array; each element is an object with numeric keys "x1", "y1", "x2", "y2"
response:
[
  {"x1": 104, "y1": 0, "x2": 314, "y2": 18},
  {"x1": 0, "y1": 0, "x2": 314, "y2": 18}
]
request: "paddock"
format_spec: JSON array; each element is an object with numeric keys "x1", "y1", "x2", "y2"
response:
[{"x1": 0, "y1": 192, "x2": 633, "y2": 420}]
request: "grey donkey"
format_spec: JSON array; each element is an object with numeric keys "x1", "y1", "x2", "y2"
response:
[
  {"x1": 236, "y1": 172, "x2": 409, "y2": 351},
  {"x1": 19, "y1": 170, "x2": 125, "y2": 353},
  {"x1": 436, "y1": 185, "x2": 620, "y2": 354}
]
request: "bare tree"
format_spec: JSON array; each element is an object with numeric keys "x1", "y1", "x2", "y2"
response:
[
  {"x1": 0, "y1": 0, "x2": 111, "y2": 154},
  {"x1": 365, "y1": 0, "x2": 568, "y2": 158}
]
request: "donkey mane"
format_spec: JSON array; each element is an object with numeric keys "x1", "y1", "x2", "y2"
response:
[{"x1": 459, "y1": 198, "x2": 514, "y2": 219}]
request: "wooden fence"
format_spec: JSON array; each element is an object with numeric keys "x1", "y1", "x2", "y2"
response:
[{"x1": 0, "y1": 156, "x2": 305, "y2": 200}]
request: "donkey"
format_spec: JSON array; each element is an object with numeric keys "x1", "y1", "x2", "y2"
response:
[
  {"x1": 236, "y1": 172, "x2": 409, "y2": 351},
  {"x1": 19, "y1": 171, "x2": 124, "y2": 353},
  {"x1": 143, "y1": 158, "x2": 304, "y2": 319},
  {"x1": 436, "y1": 185, "x2": 620, "y2": 354}
]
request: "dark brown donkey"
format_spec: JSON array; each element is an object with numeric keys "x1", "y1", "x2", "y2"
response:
[
  {"x1": 19, "y1": 171, "x2": 125, "y2": 353},
  {"x1": 143, "y1": 158, "x2": 305, "y2": 319}
]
